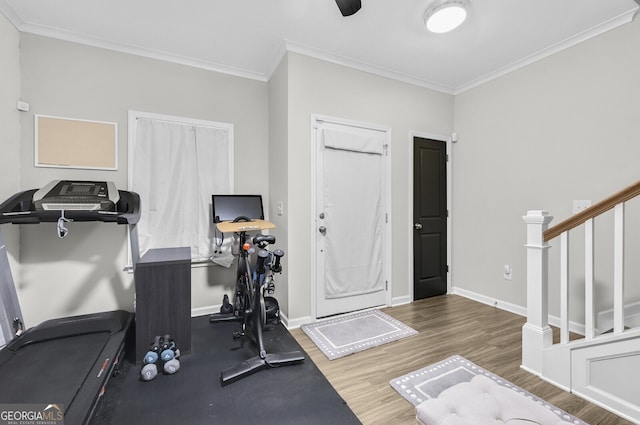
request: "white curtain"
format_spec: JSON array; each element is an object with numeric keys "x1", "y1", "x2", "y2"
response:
[
  {"x1": 131, "y1": 117, "x2": 232, "y2": 261},
  {"x1": 321, "y1": 126, "x2": 385, "y2": 298}
]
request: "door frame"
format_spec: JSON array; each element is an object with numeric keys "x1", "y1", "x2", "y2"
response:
[
  {"x1": 309, "y1": 114, "x2": 392, "y2": 321},
  {"x1": 408, "y1": 131, "x2": 453, "y2": 301}
]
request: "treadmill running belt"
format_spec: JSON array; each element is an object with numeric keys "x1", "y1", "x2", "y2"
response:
[{"x1": 0, "y1": 331, "x2": 110, "y2": 410}]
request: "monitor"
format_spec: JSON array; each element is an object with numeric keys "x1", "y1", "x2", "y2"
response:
[{"x1": 212, "y1": 195, "x2": 264, "y2": 223}]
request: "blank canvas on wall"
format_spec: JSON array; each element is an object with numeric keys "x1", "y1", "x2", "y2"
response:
[{"x1": 35, "y1": 114, "x2": 118, "y2": 170}]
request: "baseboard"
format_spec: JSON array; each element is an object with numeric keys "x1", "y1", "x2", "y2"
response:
[
  {"x1": 193, "y1": 288, "x2": 587, "y2": 334},
  {"x1": 283, "y1": 314, "x2": 312, "y2": 330},
  {"x1": 597, "y1": 301, "x2": 640, "y2": 332},
  {"x1": 391, "y1": 295, "x2": 412, "y2": 307},
  {"x1": 191, "y1": 305, "x2": 218, "y2": 317},
  {"x1": 452, "y1": 286, "x2": 586, "y2": 336},
  {"x1": 451, "y1": 287, "x2": 527, "y2": 317}
]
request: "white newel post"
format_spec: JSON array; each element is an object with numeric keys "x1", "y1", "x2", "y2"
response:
[{"x1": 522, "y1": 210, "x2": 554, "y2": 375}]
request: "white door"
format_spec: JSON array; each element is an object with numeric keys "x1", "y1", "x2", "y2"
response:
[{"x1": 314, "y1": 117, "x2": 389, "y2": 318}]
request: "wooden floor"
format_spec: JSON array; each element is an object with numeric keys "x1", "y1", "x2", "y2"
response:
[{"x1": 291, "y1": 294, "x2": 632, "y2": 425}]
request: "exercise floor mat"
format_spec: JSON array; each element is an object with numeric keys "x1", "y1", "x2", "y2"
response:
[{"x1": 90, "y1": 315, "x2": 361, "y2": 425}]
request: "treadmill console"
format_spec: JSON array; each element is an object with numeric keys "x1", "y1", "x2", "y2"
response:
[{"x1": 33, "y1": 180, "x2": 120, "y2": 211}]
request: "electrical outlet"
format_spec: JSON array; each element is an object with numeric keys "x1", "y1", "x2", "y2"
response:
[
  {"x1": 503, "y1": 265, "x2": 512, "y2": 280},
  {"x1": 573, "y1": 200, "x2": 592, "y2": 214}
]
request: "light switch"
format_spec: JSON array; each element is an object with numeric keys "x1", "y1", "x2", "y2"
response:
[{"x1": 503, "y1": 265, "x2": 512, "y2": 280}]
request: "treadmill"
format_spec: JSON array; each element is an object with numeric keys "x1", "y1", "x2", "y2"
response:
[{"x1": 0, "y1": 180, "x2": 140, "y2": 425}]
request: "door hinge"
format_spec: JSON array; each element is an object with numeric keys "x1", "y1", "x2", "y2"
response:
[
  {"x1": 383, "y1": 144, "x2": 389, "y2": 156},
  {"x1": 385, "y1": 281, "x2": 388, "y2": 290},
  {"x1": 446, "y1": 265, "x2": 449, "y2": 273},
  {"x1": 446, "y1": 154, "x2": 449, "y2": 162},
  {"x1": 446, "y1": 209, "x2": 449, "y2": 218},
  {"x1": 385, "y1": 213, "x2": 389, "y2": 223}
]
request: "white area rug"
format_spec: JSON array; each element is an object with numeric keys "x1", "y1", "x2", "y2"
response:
[
  {"x1": 390, "y1": 355, "x2": 587, "y2": 425},
  {"x1": 301, "y1": 309, "x2": 418, "y2": 360}
]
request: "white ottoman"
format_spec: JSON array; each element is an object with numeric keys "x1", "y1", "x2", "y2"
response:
[{"x1": 415, "y1": 375, "x2": 577, "y2": 425}]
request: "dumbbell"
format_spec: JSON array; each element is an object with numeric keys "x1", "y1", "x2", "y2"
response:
[
  {"x1": 163, "y1": 347, "x2": 181, "y2": 375},
  {"x1": 142, "y1": 336, "x2": 161, "y2": 364},
  {"x1": 140, "y1": 363, "x2": 158, "y2": 381},
  {"x1": 140, "y1": 336, "x2": 162, "y2": 381},
  {"x1": 272, "y1": 249, "x2": 285, "y2": 273},
  {"x1": 160, "y1": 335, "x2": 176, "y2": 362}
]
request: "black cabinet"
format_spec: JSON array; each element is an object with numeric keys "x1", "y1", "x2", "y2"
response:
[{"x1": 134, "y1": 247, "x2": 191, "y2": 362}]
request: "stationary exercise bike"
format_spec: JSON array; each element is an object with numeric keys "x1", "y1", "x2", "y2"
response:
[{"x1": 209, "y1": 216, "x2": 304, "y2": 384}]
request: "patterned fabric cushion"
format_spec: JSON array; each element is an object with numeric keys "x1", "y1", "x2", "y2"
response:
[{"x1": 415, "y1": 375, "x2": 576, "y2": 425}]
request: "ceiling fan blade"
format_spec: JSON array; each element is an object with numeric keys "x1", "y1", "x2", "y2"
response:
[{"x1": 335, "y1": 0, "x2": 361, "y2": 16}]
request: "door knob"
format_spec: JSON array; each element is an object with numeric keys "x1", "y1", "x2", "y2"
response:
[
  {"x1": 319, "y1": 226, "x2": 327, "y2": 235},
  {"x1": 414, "y1": 223, "x2": 422, "y2": 230}
]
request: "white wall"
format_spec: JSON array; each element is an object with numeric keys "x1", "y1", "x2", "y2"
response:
[
  {"x1": 453, "y1": 17, "x2": 640, "y2": 323},
  {"x1": 17, "y1": 34, "x2": 269, "y2": 326},
  {"x1": 284, "y1": 53, "x2": 454, "y2": 323}
]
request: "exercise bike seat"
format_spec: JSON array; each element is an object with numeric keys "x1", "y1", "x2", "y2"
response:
[{"x1": 253, "y1": 234, "x2": 275, "y2": 246}]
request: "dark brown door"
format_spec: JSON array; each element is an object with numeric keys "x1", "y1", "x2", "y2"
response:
[{"x1": 413, "y1": 137, "x2": 447, "y2": 299}]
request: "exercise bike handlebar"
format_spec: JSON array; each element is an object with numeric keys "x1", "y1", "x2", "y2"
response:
[
  {"x1": 255, "y1": 249, "x2": 269, "y2": 275},
  {"x1": 232, "y1": 215, "x2": 252, "y2": 223}
]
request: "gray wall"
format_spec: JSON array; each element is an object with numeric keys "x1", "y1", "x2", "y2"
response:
[
  {"x1": 0, "y1": 14, "x2": 20, "y2": 219},
  {"x1": 0, "y1": 13, "x2": 21, "y2": 345},
  {"x1": 267, "y1": 56, "x2": 290, "y2": 316},
  {"x1": 453, "y1": 16, "x2": 640, "y2": 323},
  {"x1": 18, "y1": 34, "x2": 269, "y2": 326},
  {"x1": 8, "y1": 14, "x2": 640, "y2": 329},
  {"x1": 284, "y1": 53, "x2": 454, "y2": 323}
]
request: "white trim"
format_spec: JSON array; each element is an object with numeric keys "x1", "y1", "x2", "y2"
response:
[
  {"x1": 191, "y1": 305, "x2": 217, "y2": 318},
  {"x1": 452, "y1": 286, "x2": 587, "y2": 336},
  {"x1": 1, "y1": 1, "x2": 634, "y2": 93},
  {"x1": 191, "y1": 305, "x2": 306, "y2": 332},
  {"x1": 408, "y1": 131, "x2": 453, "y2": 301},
  {"x1": 454, "y1": 10, "x2": 636, "y2": 94},
  {"x1": 284, "y1": 40, "x2": 453, "y2": 94},
  {"x1": 391, "y1": 295, "x2": 412, "y2": 307},
  {"x1": 310, "y1": 114, "x2": 392, "y2": 320},
  {"x1": 284, "y1": 314, "x2": 313, "y2": 330},
  {"x1": 13, "y1": 18, "x2": 269, "y2": 82},
  {"x1": 452, "y1": 286, "x2": 527, "y2": 317}
]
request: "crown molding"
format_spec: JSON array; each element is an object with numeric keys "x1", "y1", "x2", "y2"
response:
[
  {"x1": 454, "y1": 9, "x2": 637, "y2": 94},
  {"x1": 279, "y1": 40, "x2": 455, "y2": 94},
  {"x1": 3, "y1": 0, "x2": 636, "y2": 94}
]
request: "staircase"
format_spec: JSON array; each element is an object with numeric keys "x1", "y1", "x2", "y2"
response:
[{"x1": 522, "y1": 180, "x2": 640, "y2": 423}]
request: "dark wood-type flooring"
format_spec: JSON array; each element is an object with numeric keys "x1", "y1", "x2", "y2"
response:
[{"x1": 291, "y1": 294, "x2": 632, "y2": 425}]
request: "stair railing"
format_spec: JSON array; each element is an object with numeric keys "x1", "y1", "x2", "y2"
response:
[{"x1": 522, "y1": 180, "x2": 640, "y2": 375}]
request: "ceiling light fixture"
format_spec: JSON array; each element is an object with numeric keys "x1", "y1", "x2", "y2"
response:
[{"x1": 424, "y1": 0, "x2": 469, "y2": 33}]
